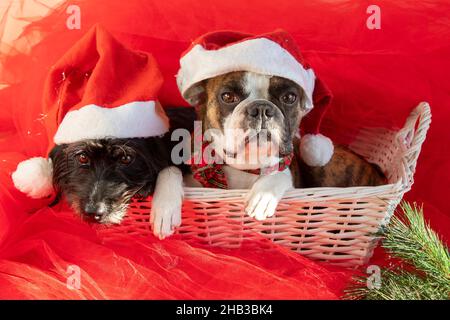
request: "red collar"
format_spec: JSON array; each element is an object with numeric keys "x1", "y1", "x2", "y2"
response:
[{"x1": 190, "y1": 142, "x2": 293, "y2": 189}]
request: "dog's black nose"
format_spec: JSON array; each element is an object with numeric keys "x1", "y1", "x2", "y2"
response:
[
  {"x1": 84, "y1": 203, "x2": 106, "y2": 221},
  {"x1": 247, "y1": 104, "x2": 275, "y2": 119}
]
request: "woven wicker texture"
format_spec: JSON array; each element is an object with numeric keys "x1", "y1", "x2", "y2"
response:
[{"x1": 98, "y1": 102, "x2": 431, "y2": 268}]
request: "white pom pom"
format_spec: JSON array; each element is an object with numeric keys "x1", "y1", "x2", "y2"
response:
[
  {"x1": 300, "y1": 134, "x2": 334, "y2": 167},
  {"x1": 12, "y1": 157, "x2": 54, "y2": 199}
]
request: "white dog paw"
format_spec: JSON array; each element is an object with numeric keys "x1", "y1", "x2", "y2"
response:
[
  {"x1": 244, "y1": 170, "x2": 293, "y2": 221},
  {"x1": 245, "y1": 191, "x2": 279, "y2": 221},
  {"x1": 151, "y1": 201, "x2": 182, "y2": 240},
  {"x1": 150, "y1": 166, "x2": 184, "y2": 240}
]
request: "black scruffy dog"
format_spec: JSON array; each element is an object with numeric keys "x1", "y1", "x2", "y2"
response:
[{"x1": 49, "y1": 137, "x2": 171, "y2": 224}]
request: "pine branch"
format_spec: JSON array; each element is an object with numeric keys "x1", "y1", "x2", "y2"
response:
[
  {"x1": 344, "y1": 201, "x2": 450, "y2": 300},
  {"x1": 346, "y1": 269, "x2": 448, "y2": 300},
  {"x1": 383, "y1": 202, "x2": 449, "y2": 284}
]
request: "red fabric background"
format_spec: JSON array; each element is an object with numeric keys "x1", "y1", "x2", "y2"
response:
[{"x1": 0, "y1": 0, "x2": 449, "y2": 299}]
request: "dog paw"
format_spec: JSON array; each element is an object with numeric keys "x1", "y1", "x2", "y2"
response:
[
  {"x1": 244, "y1": 170, "x2": 292, "y2": 221},
  {"x1": 245, "y1": 190, "x2": 279, "y2": 221},
  {"x1": 150, "y1": 166, "x2": 184, "y2": 240},
  {"x1": 151, "y1": 200, "x2": 182, "y2": 240}
]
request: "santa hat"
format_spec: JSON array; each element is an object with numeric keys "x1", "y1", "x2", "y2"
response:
[
  {"x1": 176, "y1": 29, "x2": 334, "y2": 167},
  {"x1": 12, "y1": 24, "x2": 169, "y2": 199}
]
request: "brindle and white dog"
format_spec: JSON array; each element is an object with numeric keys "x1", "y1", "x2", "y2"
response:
[
  {"x1": 185, "y1": 71, "x2": 385, "y2": 211},
  {"x1": 184, "y1": 71, "x2": 304, "y2": 221},
  {"x1": 153, "y1": 70, "x2": 385, "y2": 239}
]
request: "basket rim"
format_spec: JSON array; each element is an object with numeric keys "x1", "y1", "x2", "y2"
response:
[
  {"x1": 182, "y1": 180, "x2": 403, "y2": 201},
  {"x1": 184, "y1": 181, "x2": 400, "y2": 193}
]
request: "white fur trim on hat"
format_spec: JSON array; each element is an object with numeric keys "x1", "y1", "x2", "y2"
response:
[
  {"x1": 12, "y1": 157, "x2": 54, "y2": 199},
  {"x1": 300, "y1": 134, "x2": 334, "y2": 167},
  {"x1": 54, "y1": 100, "x2": 169, "y2": 144},
  {"x1": 177, "y1": 38, "x2": 316, "y2": 108}
]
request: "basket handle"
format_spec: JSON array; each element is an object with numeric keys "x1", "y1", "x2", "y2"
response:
[{"x1": 397, "y1": 102, "x2": 432, "y2": 190}]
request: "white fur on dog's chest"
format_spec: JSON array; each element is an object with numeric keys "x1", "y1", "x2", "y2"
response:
[{"x1": 222, "y1": 165, "x2": 259, "y2": 189}]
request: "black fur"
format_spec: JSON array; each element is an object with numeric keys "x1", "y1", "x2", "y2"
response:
[{"x1": 49, "y1": 137, "x2": 171, "y2": 223}]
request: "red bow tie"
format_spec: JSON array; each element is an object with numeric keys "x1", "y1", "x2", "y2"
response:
[{"x1": 190, "y1": 142, "x2": 293, "y2": 189}]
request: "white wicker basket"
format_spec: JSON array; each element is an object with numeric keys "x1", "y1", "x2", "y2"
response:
[{"x1": 99, "y1": 102, "x2": 431, "y2": 268}]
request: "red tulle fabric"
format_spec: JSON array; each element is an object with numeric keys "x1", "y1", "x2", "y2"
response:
[{"x1": 0, "y1": 0, "x2": 449, "y2": 299}]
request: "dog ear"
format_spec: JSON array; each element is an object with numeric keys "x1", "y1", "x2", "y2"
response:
[
  {"x1": 184, "y1": 80, "x2": 207, "y2": 107},
  {"x1": 152, "y1": 138, "x2": 172, "y2": 168},
  {"x1": 48, "y1": 144, "x2": 66, "y2": 162},
  {"x1": 139, "y1": 138, "x2": 171, "y2": 172},
  {"x1": 298, "y1": 87, "x2": 308, "y2": 112},
  {"x1": 47, "y1": 144, "x2": 67, "y2": 206},
  {"x1": 129, "y1": 138, "x2": 169, "y2": 198}
]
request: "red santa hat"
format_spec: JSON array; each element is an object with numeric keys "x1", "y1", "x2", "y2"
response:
[
  {"x1": 12, "y1": 24, "x2": 169, "y2": 199},
  {"x1": 176, "y1": 29, "x2": 334, "y2": 167}
]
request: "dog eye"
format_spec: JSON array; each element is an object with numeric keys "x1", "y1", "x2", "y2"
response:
[
  {"x1": 120, "y1": 155, "x2": 133, "y2": 165},
  {"x1": 220, "y1": 92, "x2": 240, "y2": 104},
  {"x1": 77, "y1": 153, "x2": 90, "y2": 166},
  {"x1": 280, "y1": 92, "x2": 297, "y2": 105}
]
